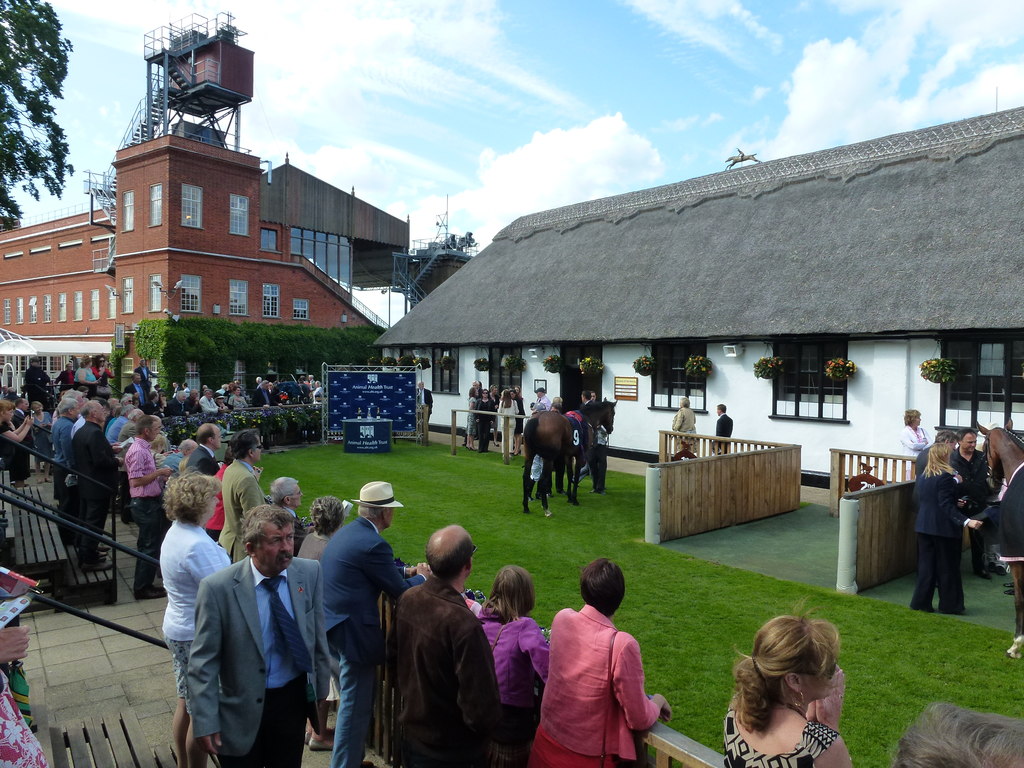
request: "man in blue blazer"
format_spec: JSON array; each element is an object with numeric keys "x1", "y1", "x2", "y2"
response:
[
  {"x1": 189, "y1": 505, "x2": 331, "y2": 767},
  {"x1": 321, "y1": 481, "x2": 428, "y2": 768}
]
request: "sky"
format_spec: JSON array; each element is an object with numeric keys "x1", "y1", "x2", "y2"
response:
[{"x1": 16, "y1": 0, "x2": 1024, "y2": 319}]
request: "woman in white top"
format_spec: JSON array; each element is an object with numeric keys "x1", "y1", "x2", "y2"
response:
[
  {"x1": 899, "y1": 409, "x2": 931, "y2": 457},
  {"x1": 496, "y1": 389, "x2": 519, "y2": 452},
  {"x1": 160, "y1": 472, "x2": 230, "y2": 768}
]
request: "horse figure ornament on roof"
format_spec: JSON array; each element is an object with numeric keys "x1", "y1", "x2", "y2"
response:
[
  {"x1": 978, "y1": 421, "x2": 1024, "y2": 658},
  {"x1": 522, "y1": 401, "x2": 616, "y2": 517}
]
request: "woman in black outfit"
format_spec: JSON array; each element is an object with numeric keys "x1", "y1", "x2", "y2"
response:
[
  {"x1": 476, "y1": 389, "x2": 497, "y2": 453},
  {"x1": 512, "y1": 385, "x2": 526, "y2": 456}
]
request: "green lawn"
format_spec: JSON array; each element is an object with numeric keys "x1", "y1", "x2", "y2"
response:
[{"x1": 261, "y1": 442, "x2": 1024, "y2": 767}]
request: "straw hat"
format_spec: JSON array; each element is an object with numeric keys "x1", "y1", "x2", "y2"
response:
[{"x1": 350, "y1": 481, "x2": 404, "y2": 508}]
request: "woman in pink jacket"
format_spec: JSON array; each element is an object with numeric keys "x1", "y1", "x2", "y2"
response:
[{"x1": 528, "y1": 558, "x2": 671, "y2": 767}]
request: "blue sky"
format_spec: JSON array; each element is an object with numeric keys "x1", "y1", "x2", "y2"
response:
[{"x1": 17, "y1": 1, "x2": 1024, "y2": 315}]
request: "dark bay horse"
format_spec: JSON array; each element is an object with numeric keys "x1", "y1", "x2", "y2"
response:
[
  {"x1": 522, "y1": 401, "x2": 616, "y2": 516},
  {"x1": 978, "y1": 422, "x2": 1024, "y2": 657}
]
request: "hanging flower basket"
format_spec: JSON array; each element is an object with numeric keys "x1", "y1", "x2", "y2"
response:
[
  {"x1": 919, "y1": 358, "x2": 957, "y2": 384},
  {"x1": 414, "y1": 356, "x2": 431, "y2": 370},
  {"x1": 542, "y1": 354, "x2": 562, "y2": 373},
  {"x1": 380, "y1": 356, "x2": 397, "y2": 366},
  {"x1": 439, "y1": 355, "x2": 456, "y2": 371},
  {"x1": 397, "y1": 354, "x2": 416, "y2": 367},
  {"x1": 473, "y1": 357, "x2": 491, "y2": 372},
  {"x1": 824, "y1": 357, "x2": 857, "y2": 380},
  {"x1": 753, "y1": 356, "x2": 784, "y2": 380},
  {"x1": 579, "y1": 357, "x2": 604, "y2": 375},
  {"x1": 685, "y1": 354, "x2": 713, "y2": 377},
  {"x1": 633, "y1": 355, "x2": 656, "y2": 376},
  {"x1": 366, "y1": 355, "x2": 382, "y2": 366},
  {"x1": 503, "y1": 354, "x2": 527, "y2": 372}
]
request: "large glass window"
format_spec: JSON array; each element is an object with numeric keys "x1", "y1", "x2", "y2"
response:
[
  {"x1": 180, "y1": 275, "x2": 201, "y2": 313},
  {"x1": 229, "y1": 194, "x2": 248, "y2": 235},
  {"x1": 182, "y1": 184, "x2": 203, "y2": 228},
  {"x1": 488, "y1": 346, "x2": 523, "y2": 391},
  {"x1": 229, "y1": 279, "x2": 248, "y2": 315},
  {"x1": 773, "y1": 341, "x2": 848, "y2": 420},
  {"x1": 149, "y1": 184, "x2": 163, "y2": 226},
  {"x1": 651, "y1": 343, "x2": 707, "y2": 410},
  {"x1": 290, "y1": 228, "x2": 352, "y2": 289},
  {"x1": 432, "y1": 348, "x2": 459, "y2": 394},
  {"x1": 121, "y1": 277, "x2": 134, "y2": 314},
  {"x1": 943, "y1": 339, "x2": 1024, "y2": 427},
  {"x1": 122, "y1": 190, "x2": 135, "y2": 231},
  {"x1": 262, "y1": 284, "x2": 279, "y2": 318}
]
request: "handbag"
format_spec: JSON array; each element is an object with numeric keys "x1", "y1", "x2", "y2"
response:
[
  {"x1": 6, "y1": 661, "x2": 32, "y2": 729},
  {"x1": 601, "y1": 632, "x2": 648, "y2": 768}
]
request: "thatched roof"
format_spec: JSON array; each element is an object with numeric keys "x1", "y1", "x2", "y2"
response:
[{"x1": 379, "y1": 108, "x2": 1024, "y2": 347}]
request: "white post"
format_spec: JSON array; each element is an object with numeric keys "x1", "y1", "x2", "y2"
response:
[
  {"x1": 836, "y1": 497, "x2": 860, "y2": 594},
  {"x1": 645, "y1": 465, "x2": 661, "y2": 544}
]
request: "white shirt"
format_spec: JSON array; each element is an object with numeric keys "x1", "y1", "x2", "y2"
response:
[
  {"x1": 198, "y1": 396, "x2": 220, "y2": 414},
  {"x1": 160, "y1": 521, "x2": 230, "y2": 641}
]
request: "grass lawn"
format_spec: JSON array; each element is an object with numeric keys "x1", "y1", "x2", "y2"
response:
[{"x1": 261, "y1": 441, "x2": 1024, "y2": 767}]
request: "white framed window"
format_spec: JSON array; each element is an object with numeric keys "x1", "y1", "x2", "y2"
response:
[
  {"x1": 234, "y1": 359, "x2": 246, "y2": 383},
  {"x1": 107, "y1": 289, "x2": 116, "y2": 319},
  {"x1": 229, "y1": 279, "x2": 248, "y2": 315},
  {"x1": 149, "y1": 274, "x2": 162, "y2": 312},
  {"x1": 229, "y1": 194, "x2": 248, "y2": 235},
  {"x1": 292, "y1": 298, "x2": 309, "y2": 320},
  {"x1": 28, "y1": 297, "x2": 37, "y2": 323},
  {"x1": 73, "y1": 291, "x2": 82, "y2": 321},
  {"x1": 15, "y1": 298, "x2": 23, "y2": 324},
  {"x1": 121, "y1": 277, "x2": 134, "y2": 314},
  {"x1": 122, "y1": 190, "x2": 135, "y2": 231},
  {"x1": 90, "y1": 289, "x2": 99, "y2": 320},
  {"x1": 2, "y1": 299, "x2": 10, "y2": 325},
  {"x1": 149, "y1": 183, "x2": 163, "y2": 226},
  {"x1": 262, "y1": 283, "x2": 279, "y2": 318},
  {"x1": 185, "y1": 362, "x2": 200, "y2": 392},
  {"x1": 180, "y1": 274, "x2": 201, "y2": 313},
  {"x1": 57, "y1": 293, "x2": 66, "y2": 322},
  {"x1": 42, "y1": 295, "x2": 51, "y2": 323},
  {"x1": 182, "y1": 184, "x2": 202, "y2": 228}
]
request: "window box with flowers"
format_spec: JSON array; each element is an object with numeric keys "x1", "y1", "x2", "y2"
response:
[
  {"x1": 474, "y1": 357, "x2": 491, "y2": 372},
  {"x1": 920, "y1": 358, "x2": 957, "y2": 384},
  {"x1": 684, "y1": 354, "x2": 713, "y2": 377},
  {"x1": 503, "y1": 354, "x2": 527, "y2": 372},
  {"x1": 753, "y1": 356, "x2": 784, "y2": 380},
  {"x1": 824, "y1": 357, "x2": 857, "y2": 381},
  {"x1": 542, "y1": 354, "x2": 562, "y2": 373},
  {"x1": 579, "y1": 357, "x2": 604, "y2": 374},
  {"x1": 633, "y1": 355, "x2": 656, "y2": 376}
]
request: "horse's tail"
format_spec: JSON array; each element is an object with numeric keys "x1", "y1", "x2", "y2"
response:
[{"x1": 524, "y1": 416, "x2": 558, "y2": 460}]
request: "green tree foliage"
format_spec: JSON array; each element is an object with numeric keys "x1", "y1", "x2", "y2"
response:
[
  {"x1": 134, "y1": 318, "x2": 381, "y2": 388},
  {"x1": 0, "y1": 0, "x2": 72, "y2": 226}
]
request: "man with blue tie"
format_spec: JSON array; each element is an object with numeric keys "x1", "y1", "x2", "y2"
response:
[
  {"x1": 134, "y1": 358, "x2": 153, "y2": 393},
  {"x1": 321, "y1": 481, "x2": 428, "y2": 768},
  {"x1": 189, "y1": 505, "x2": 331, "y2": 768},
  {"x1": 123, "y1": 372, "x2": 147, "y2": 402}
]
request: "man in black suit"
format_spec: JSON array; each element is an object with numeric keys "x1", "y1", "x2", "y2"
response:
[
  {"x1": 254, "y1": 380, "x2": 279, "y2": 407},
  {"x1": 71, "y1": 400, "x2": 118, "y2": 571},
  {"x1": 416, "y1": 381, "x2": 433, "y2": 421},
  {"x1": 9, "y1": 399, "x2": 31, "y2": 488},
  {"x1": 134, "y1": 359, "x2": 154, "y2": 393},
  {"x1": 165, "y1": 390, "x2": 188, "y2": 417},
  {"x1": 124, "y1": 372, "x2": 147, "y2": 403},
  {"x1": 715, "y1": 403, "x2": 734, "y2": 455},
  {"x1": 186, "y1": 423, "x2": 221, "y2": 476}
]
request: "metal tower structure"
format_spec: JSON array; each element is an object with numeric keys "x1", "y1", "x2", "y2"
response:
[{"x1": 392, "y1": 207, "x2": 477, "y2": 311}]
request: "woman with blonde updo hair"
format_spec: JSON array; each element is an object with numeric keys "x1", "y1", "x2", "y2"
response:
[
  {"x1": 160, "y1": 472, "x2": 230, "y2": 768},
  {"x1": 725, "y1": 615, "x2": 851, "y2": 768}
]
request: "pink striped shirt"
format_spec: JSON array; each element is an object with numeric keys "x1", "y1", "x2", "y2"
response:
[{"x1": 125, "y1": 436, "x2": 163, "y2": 498}]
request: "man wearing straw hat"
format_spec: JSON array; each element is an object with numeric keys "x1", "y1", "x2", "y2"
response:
[{"x1": 321, "y1": 482, "x2": 429, "y2": 768}]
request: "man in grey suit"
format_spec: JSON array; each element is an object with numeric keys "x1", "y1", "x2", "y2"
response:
[
  {"x1": 185, "y1": 423, "x2": 221, "y2": 476},
  {"x1": 189, "y1": 505, "x2": 331, "y2": 767},
  {"x1": 321, "y1": 481, "x2": 428, "y2": 768}
]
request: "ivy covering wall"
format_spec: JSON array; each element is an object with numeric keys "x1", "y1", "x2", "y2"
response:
[{"x1": 133, "y1": 318, "x2": 381, "y2": 388}]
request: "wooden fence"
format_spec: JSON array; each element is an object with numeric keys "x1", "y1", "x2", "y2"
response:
[
  {"x1": 448, "y1": 408, "x2": 529, "y2": 464},
  {"x1": 657, "y1": 430, "x2": 788, "y2": 463},
  {"x1": 842, "y1": 481, "x2": 918, "y2": 591},
  {"x1": 654, "y1": 442, "x2": 802, "y2": 542},
  {"x1": 829, "y1": 449, "x2": 915, "y2": 517},
  {"x1": 369, "y1": 596, "x2": 723, "y2": 768}
]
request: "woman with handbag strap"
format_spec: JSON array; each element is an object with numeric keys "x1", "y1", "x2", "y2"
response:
[
  {"x1": 528, "y1": 559, "x2": 671, "y2": 767},
  {"x1": 480, "y1": 565, "x2": 550, "y2": 768}
]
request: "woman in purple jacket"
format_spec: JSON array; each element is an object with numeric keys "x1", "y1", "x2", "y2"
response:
[{"x1": 480, "y1": 565, "x2": 550, "y2": 768}]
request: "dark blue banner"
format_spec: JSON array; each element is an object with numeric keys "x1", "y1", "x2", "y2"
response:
[{"x1": 326, "y1": 370, "x2": 416, "y2": 432}]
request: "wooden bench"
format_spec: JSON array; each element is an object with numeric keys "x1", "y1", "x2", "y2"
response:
[
  {"x1": 48, "y1": 709, "x2": 180, "y2": 768},
  {"x1": 10, "y1": 507, "x2": 67, "y2": 598}
]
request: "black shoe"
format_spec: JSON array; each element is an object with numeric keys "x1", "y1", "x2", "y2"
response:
[
  {"x1": 81, "y1": 560, "x2": 112, "y2": 572},
  {"x1": 134, "y1": 586, "x2": 167, "y2": 600},
  {"x1": 940, "y1": 608, "x2": 966, "y2": 615},
  {"x1": 1006, "y1": 588, "x2": 1016, "y2": 596}
]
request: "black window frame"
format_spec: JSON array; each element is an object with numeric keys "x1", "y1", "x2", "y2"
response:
[
  {"x1": 431, "y1": 347, "x2": 459, "y2": 394},
  {"x1": 488, "y1": 346, "x2": 522, "y2": 391},
  {"x1": 771, "y1": 340, "x2": 848, "y2": 422},
  {"x1": 649, "y1": 343, "x2": 708, "y2": 411},
  {"x1": 942, "y1": 338, "x2": 1024, "y2": 428}
]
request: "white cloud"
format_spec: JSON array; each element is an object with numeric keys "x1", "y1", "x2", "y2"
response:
[
  {"x1": 398, "y1": 114, "x2": 664, "y2": 247},
  {"x1": 750, "y1": 86, "x2": 770, "y2": 102},
  {"x1": 661, "y1": 115, "x2": 701, "y2": 131},
  {"x1": 703, "y1": 112, "x2": 724, "y2": 125}
]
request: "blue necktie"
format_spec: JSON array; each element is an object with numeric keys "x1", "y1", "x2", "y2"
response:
[{"x1": 261, "y1": 576, "x2": 312, "y2": 672}]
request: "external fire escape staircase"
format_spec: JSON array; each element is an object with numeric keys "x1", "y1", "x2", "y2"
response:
[{"x1": 391, "y1": 211, "x2": 476, "y2": 309}]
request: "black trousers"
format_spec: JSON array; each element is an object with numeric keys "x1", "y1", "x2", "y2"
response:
[
  {"x1": 77, "y1": 495, "x2": 111, "y2": 564},
  {"x1": 219, "y1": 675, "x2": 306, "y2": 768},
  {"x1": 590, "y1": 444, "x2": 608, "y2": 492},
  {"x1": 910, "y1": 533, "x2": 964, "y2": 613},
  {"x1": 52, "y1": 467, "x2": 80, "y2": 545}
]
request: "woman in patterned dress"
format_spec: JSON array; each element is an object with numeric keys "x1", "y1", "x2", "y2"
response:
[{"x1": 724, "y1": 615, "x2": 852, "y2": 768}]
